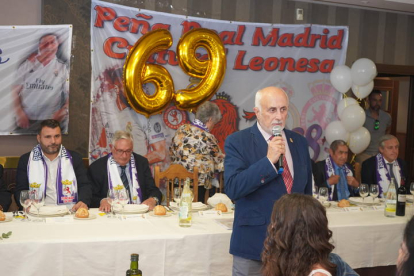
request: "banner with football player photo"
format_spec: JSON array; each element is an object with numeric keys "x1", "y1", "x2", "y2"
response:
[{"x1": 0, "y1": 25, "x2": 72, "y2": 135}]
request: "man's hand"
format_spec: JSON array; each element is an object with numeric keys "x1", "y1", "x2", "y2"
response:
[
  {"x1": 347, "y1": 176, "x2": 359, "y2": 188},
  {"x1": 99, "y1": 199, "x2": 111, "y2": 212},
  {"x1": 72, "y1": 201, "x2": 88, "y2": 211},
  {"x1": 327, "y1": 175, "x2": 340, "y2": 185},
  {"x1": 142, "y1": 198, "x2": 157, "y2": 211},
  {"x1": 267, "y1": 136, "x2": 285, "y2": 164}
]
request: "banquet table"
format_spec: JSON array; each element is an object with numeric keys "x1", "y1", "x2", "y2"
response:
[{"x1": 0, "y1": 205, "x2": 410, "y2": 276}]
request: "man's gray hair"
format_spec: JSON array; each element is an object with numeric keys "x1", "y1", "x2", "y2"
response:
[
  {"x1": 379, "y1": 134, "x2": 398, "y2": 148},
  {"x1": 254, "y1": 87, "x2": 289, "y2": 111},
  {"x1": 330, "y1": 140, "x2": 348, "y2": 152},
  {"x1": 195, "y1": 101, "x2": 221, "y2": 124},
  {"x1": 112, "y1": 130, "x2": 134, "y2": 145}
]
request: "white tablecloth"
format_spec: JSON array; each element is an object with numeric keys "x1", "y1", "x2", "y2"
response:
[
  {"x1": 0, "y1": 206, "x2": 410, "y2": 275},
  {"x1": 327, "y1": 207, "x2": 408, "y2": 269},
  {"x1": 0, "y1": 209, "x2": 233, "y2": 276}
]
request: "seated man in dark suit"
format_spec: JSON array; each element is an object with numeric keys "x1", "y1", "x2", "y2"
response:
[
  {"x1": 0, "y1": 164, "x2": 12, "y2": 211},
  {"x1": 313, "y1": 140, "x2": 359, "y2": 201},
  {"x1": 15, "y1": 119, "x2": 92, "y2": 211},
  {"x1": 362, "y1": 134, "x2": 409, "y2": 197},
  {"x1": 88, "y1": 130, "x2": 161, "y2": 212}
]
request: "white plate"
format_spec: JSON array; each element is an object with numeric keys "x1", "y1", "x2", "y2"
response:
[
  {"x1": 348, "y1": 197, "x2": 381, "y2": 206},
  {"x1": 149, "y1": 212, "x2": 172, "y2": 217},
  {"x1": 0, "y1": 217, "x2": 13, "y2": 223},
  {"x1": 74, "y1": 214, "x2": 97, "y2": 220}
]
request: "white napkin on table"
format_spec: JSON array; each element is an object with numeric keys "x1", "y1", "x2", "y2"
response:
[
  {"x1": 207, "y1": 193, "x2": 233, "y2": 210},
  {"x1": 34, "y1": 205, "x2": 68, "y2": 215},
  {"x1": 113, "y1": 204, "x2": 149, "y2": 212}
]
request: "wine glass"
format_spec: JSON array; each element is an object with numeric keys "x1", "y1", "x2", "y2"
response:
[
  {"x1": 107, "y1": 189, "x2": 116, "y2": 218},
  {"x1": 117, "y1": 189, "x2": 130, "y2": 214},
  {"x1": 359, "y1": 184, "x2": 369, "y2": 202},
  {"x1": 313, "y1": 185, "x2": 319, "y2": 199},
  {"x1": 370, "y1": 184, "x2": 379, "y2": 201},
  {"x1": 30, "y1": 190, "x2": 45, "y2": 221},
  {"x1": 410, "y1": 182, "x2": 414, "y2": 196},
  {"x1": 319, "y1": 187, "x2": 328, "y2": 202},
  {"x1": 173, "y1": 187, "x2": 181, "y2": 203},
  {"x1": 19, "y1": 190, "x2": 31, "y2": 221}
]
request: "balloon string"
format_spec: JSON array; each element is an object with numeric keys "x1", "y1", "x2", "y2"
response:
[{"x1": 350, "y1": 153, "x2": 356, "y2": 165}]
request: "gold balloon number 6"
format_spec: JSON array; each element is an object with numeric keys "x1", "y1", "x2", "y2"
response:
[{"x1": 123, "y1": 28, "x2": 227, "y2": 117}]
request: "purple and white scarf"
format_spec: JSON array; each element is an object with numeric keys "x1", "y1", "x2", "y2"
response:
[
  {"x1": 107, "y1": 153, "x2": 142, "y2": 204},
  {"x1": 192, "y1": 119, "x2": 209, "y2": 132},
  {"x1": 325, "y1": 156, "x2": 353, "y2": 201},
  {"x1": 28, "y1": 144, "x2": 78, "y2": 205},
  {"x1": 375, "y1": 153, "x2": 402, "y2": 197}
]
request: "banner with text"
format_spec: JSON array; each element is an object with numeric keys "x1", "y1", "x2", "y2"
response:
[
  {"x1": 0, "y1": 25, "x2": 72, "y2": 135},
  {"x1": 90, "y1": 0, "x2": 348, "y2": 166}
]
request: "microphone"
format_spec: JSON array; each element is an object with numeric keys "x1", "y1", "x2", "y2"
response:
[{"x1": 272, "y1": 126, "x2": 284, "y2": 172}]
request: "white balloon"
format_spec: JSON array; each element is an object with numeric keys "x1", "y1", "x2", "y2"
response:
[
  {"x1": 325, "y1": 120, "x2": 350, "y2": 145},
  {"x1": 351, "y1": 81, "x2": 374, "y2": 99},
  {"x1": 351, "y1": 58, "x2": 377, "y2": 86},
  {"x1": 349, "y1": 127, "x2": 371, "y2": 154},
  {"x1": 337, "y1": 97, "x2": 358, "y2": 118},
  {"x1": 341, "y1": 104, "x2": 366, "y2": 132},
  {"x1": 330, "y1": 65, "x2": 352, "y2": 93}
]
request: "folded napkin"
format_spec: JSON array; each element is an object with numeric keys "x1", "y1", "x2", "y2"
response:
[
  {"x1": 169, "y1": 202, "x2": 206, "y2": 209},
  {"x1": 113, "y1": 204, "x2": 149, "y2": 212},
  {"x1": 32, "y1": 205, "x2": 68, "y2": 215},
  {"x1": 207, "y1": 193, "x2": 233, "y2": 209}
]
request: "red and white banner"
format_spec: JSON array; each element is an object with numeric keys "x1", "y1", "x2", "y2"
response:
[
  {"x1": 0, "y1": 25, "x2": 72, "y2": 134},
  {"x1": 89, "y1": 0, "x2": 348, "y2": 165}
]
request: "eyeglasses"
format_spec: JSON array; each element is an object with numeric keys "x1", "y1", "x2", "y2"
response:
[
  {"x1": 113, "y1": 147, "x2": 132, "y2": 155},
  {"x1": 374, "y1": 119, "x2": 380, "y2": 130}
]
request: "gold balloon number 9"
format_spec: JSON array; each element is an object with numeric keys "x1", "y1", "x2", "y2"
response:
[{"x1": 123, "y1": 28, "x2": 226, "y2": 117}]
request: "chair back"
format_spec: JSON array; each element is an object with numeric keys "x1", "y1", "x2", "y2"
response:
[{"x1": 154, "y1": 164, "x2": 198, "y2": 206}]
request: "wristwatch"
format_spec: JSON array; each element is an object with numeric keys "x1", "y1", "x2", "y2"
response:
[{"x1": 151, "y1": 197, "x2": 159, "y2": 206}]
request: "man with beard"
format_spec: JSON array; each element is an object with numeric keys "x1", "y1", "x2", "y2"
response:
[
  {"x1": 356, "y1": 90, "x2": 391, "y2": 163},
  {"x1": 15, "y1": 119, "x2": 91, "y2": 211}
]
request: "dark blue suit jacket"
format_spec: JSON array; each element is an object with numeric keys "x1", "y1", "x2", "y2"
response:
[{"x1": 224, "y1": 123, "x2": 312, "y2": 260}]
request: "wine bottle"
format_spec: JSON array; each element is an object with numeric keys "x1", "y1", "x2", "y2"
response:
[
  {"x1": 384, "y1": 178, "x2": 397, "y2": 218},
  {"x1": 397, "y1": 178, "x2": 407, "y2": 216},
  {"x1": 179, "y1": 178, "x2": 193, "y2": 227},
  {"x1": 126, "y1": 254, "x2": 142, "y2": 276}
]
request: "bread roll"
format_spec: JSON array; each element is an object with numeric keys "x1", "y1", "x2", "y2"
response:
[
  {"x1": 154, "y1": 205, "x2": 167, "y2": 216},
  {"x1": 215, "y1": 203, "x2": 228, "y2": 212},
  {"x1": 337, "y1": 199, "x2": 350, "y2": 208},
  {"x1": 0, "y1": 211, "x2": 5, "y2": 221},
  {"x1": 75, "y1": 208, "x2": 89, "y2": 218}
]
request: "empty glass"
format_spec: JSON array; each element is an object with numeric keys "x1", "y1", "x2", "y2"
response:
[
  {"x1": 359, "y1": 184, "x2": 369, "y2": 202},
  {"x1": 370, "y1": 184, "x2": 379, "y2": 201},
  {"x1": 319, "y1": 187, "x2": 328, "y2": 202},
  {"x1": 107, "y1": 189, "x2": 116, "y2": 218},
  {"x1": 19, "y1": 190, "x2": 31, "y2": 221},
  {"x1": 30, "y1": 190, "x2": 45, "y2": 222},
  {"x1": 117, "y1": 189, "x2": 129, "y2": 214}
]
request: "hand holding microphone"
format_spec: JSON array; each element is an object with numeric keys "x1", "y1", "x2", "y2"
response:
[{"x1": 267, "y1": 126, "x2": 285, "y2": 169}]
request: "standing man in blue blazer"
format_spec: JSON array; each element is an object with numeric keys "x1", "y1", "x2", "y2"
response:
[{"x1": 224, "y1": 86, "x2": 313, "y2": 275}]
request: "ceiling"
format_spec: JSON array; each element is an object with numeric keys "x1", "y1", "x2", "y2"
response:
[{"x1": 292, "y1": 0, "x2": 414, "y2": 14}]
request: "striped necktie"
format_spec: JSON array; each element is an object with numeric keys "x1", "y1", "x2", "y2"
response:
[{"x1": 120, "y1": 165, "x2": 129, "y2": 191}]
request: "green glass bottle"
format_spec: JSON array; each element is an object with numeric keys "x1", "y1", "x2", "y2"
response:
[{"x1": 126, "y1": 254, "x2": 142, "y2": 276}]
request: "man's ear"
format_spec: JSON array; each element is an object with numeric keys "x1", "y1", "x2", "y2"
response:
[
  {"x1": 37, "y1": 134, "x2": 40, "y2": 144},
  {"x1": 328, "y1": 148, "x2": 333, "y2": 157}
]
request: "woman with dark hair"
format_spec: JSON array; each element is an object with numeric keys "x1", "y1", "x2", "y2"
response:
[
  {"x1": 397, "y1": 216, "x2": 414, "y2": 276},
  {"x1": 262, "y1": 194, "x2": 358, "y2": 276}
]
